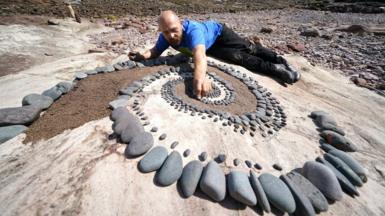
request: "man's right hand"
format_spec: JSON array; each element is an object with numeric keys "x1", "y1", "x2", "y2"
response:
[
  {"x1": 128, "y1": 51, "x2": 145, "y2": 61},
  {"x1": 193, "y1": 77, "x2": 212, "y2": 100}
]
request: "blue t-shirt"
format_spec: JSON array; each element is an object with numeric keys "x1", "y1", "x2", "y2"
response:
[{"x1": 155, "y1": 20, "x2": 222, "y2": 56}]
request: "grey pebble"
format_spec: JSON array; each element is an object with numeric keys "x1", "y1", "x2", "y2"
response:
[
  {"x1": 180, "y1": 160, "x2": 203, "y2": 197},
  {"x1": 138, "y1": 146, "x2": 168, "y2": 173},
  {"x1": 159, "y1": 133, "x2": 167, "y2": 140},
  {"x1": 199, "y1": 161, "x2": 226, "y2": 202},
  {"x1": 157, "y1": 151, "x2": 183, "y2": 186}
]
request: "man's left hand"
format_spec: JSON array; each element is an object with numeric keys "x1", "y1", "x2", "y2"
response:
[{"x1": 193, "y1": 77, "x2": 212, "y2": 99}]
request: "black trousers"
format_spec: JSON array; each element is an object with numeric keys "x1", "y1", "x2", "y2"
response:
[{"x1": 207, "y1": 25, "x2": 284, "y2": 74}]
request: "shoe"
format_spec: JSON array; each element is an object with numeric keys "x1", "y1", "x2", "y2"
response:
[
  {"x1": 286, "y1": 64, "x2": 301, "y2": 83},
  {"x1": 273, "y1": 64, "x2": 295, "y2": 84}
]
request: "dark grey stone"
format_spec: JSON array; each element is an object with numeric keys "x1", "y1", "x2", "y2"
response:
[
  {"x1": 273, "y1": 163, "x2": 283, "y2": 171},
  {"x1": 199, "y1": 161, "x2": 226, "y2": 202},
  {"x1": 329, "y1": 149, "x2": 367, "y2": 183},
  {"x1": 280, "y1": 175, "x2": 316, "y2": 216},
  {"x1": 259, "y1": 173, "x2": 296, "y2": 213},
  {"x1": 124, "y1": 131, "x2": 154, "y2": 157},
  {"x1": 22, "y1": 93, "x2": 53, "y2": 110},
  {"x1": 286, "y1": 171, "x2": 328, "y2": 213},
  {"x1": 245, "y1": 160, "x2": 253, "y2": 168},
  {"x1": 316, "y1": 157, "x2": 359, "y2": 197},
  {"x1": 150, "y1": 127, "x2": 158, "y2": 133},
  {"x1": 138, "y1": 146, "x2": 168, "y2": 173},
  {"x1": 159, "y1": 133, "x2": 167, "y2": 140},
  {"x1": 157, "y1": 151, "x2": 183, "y2": 186},
  {"x1": 109, "y1": 99, "x2": 128, "y2": 110},
  {"x1": 199, "y1": 151, "x2": 207, "y2": 161},
  {"x1": 233, "y1": 158, "x2": 241, "y2": 166},
  {"x1": 0, "y1": 105, "x2": 42, "y2": 126},
  {"x1": 180, "y1": 160, "x2": 203, "y2": 197},
  {"x1": 310, "y1": 111, "x2": 345, "y2": 135},
  {"x1": 170, "y1": 141, "x2": 179, "y2": 149},
  {"x1": 324, "y1": 153, "x2": 363, "y2": 187},
  {"x1": 216, "y1": 154, "x2": 226, "y2": 163},
  {"x1": 42, "y1": 86, "x2": 62, "y2": 101},
  {"x1": 227, "y1": 171, "x2": 257, "y2": 206},
  {"x1": 56, "y1": 82, "x2": 73, "y2": 94},
  {"x1": 0, "y1": 125, "x2": 28, "y2": 144},
  {"x1": 75, "y1": 72, "x2": 87, "y2": 79},
  {"x1": 118, "y1": 113, "x2": 144, "y2": 141},
  {"x1": 250, "y1": 171, "x2": 271, "y2": 213},
  {"x1": 320, "y1": 143, "x2": 338, "y2": 152},
  {"x1": 183, "y1": 149, "x2": 191, "y2": 157},
  {"x1": 110, "y1": 107, "x2": 128, "y2": 121},
  {"x1": 302, "y1": 161, "x2": 343, "y2": 201},
  {"x1": 254, "y1": 163, "x2": 262, "y2": 170},
  {"x1": 320, "y1": 130, "x2": 357, "y2": 152}
]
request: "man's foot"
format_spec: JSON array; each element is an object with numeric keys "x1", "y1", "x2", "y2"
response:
[{"x1": 273, "y1": 64, "x2": 295, "y2": 84}]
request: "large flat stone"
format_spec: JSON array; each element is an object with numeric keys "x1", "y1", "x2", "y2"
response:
[
  {"x1": 320, "y1": 130, "x2": 357, "y2": 152},
  {"x1": 157, "y1": 151, "x2": 183, "y2": 186},
  {"x1": 199, "y1": 161, "x2": 226, "y2": 202},
  {"x1": 227, "y1": 170, "x2": 257, "y2": 206},
  {"x1": 0, "y1": 125, "x2": 28, "y2": 144},
  {"x1": 324, "y1": 153, "x2": 363, "y2": 187},
  {"x1": 259, "y1": 173, "x2": 296, "y2": 214},
  {"x1": 249, "y1": 170, "x2": 271, "y2": 213},
  {"x1": 302, "y1": 161, "x2": 343, "y2": 201},
  {"x1": 329, "y1": 149, "x2": 367, "y2": 182},
  {"x1": 124, "y1": 131, "x2": 153, "y2": 157},
  {"x1": 138, "y1": 146, "x2": 168, "y2": 173},
  {"x1": 316, "y1": 157, "x2": 359, "y2": 197},
  {"x1": 180, "y1": 160, "x2": 203, "y2": 197},
  {"x1": 280, "y1": 175, "x2": 315, "y2": 216},
  {"x1": 42, "y1": 86, "x2": 62, "y2": 101},
  {"x1": 286, "y1": 171, "x2": 328, "y2": 213},
  {"x1": 22, "y1": 93, "x2": 53, "y2": 110},
  {"x1": 0, "y1": 105, "x2": 42, "y2": 126}
]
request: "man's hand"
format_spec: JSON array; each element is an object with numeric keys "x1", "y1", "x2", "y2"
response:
[
  {"x1": 128, "y1": 51, "x2": 145, "y2": 61},
  {"x1": 193, "y1": 77, "x2": 212, "y2": 99}
]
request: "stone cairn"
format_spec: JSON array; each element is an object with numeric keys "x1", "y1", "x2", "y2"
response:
[{"x1": 0, "y1": 55, "x2": 368, "y2": 215}]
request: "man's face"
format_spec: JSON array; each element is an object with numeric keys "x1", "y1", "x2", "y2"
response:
[{"x1": 159, "y1": 21, "x2": 182, "y2": 46}]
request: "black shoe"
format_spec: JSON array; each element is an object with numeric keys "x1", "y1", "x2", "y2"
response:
[
  {"x1": 274, "y1": 64, "x2": 295, "y2": 84},
  {"x1": 286, "y1": 64, "x2": 301, "y2": 83}
]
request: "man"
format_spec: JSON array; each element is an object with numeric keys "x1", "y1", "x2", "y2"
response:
[{"x1": 129, "y1": 10, "x2": 300, "y2": 99}]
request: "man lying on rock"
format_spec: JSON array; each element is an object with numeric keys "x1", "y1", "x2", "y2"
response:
[{"x1": 128, "y1": 10, "x2": 300, "y2": 99}]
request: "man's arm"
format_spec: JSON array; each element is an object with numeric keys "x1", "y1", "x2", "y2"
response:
[
  {"x1": 128, "y1": 46, "x2": 160, "y2": 61},
  {"x1": 192, "y1": 44, "x2": 211, "y2": 99}
]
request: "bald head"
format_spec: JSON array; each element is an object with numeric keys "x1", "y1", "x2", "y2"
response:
[{"x1": 158, "y1": 10, "x2": 183, "y2": 46}]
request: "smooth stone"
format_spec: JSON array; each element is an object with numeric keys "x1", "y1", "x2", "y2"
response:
[
  {"x1": 159, "y1": 133, "x2": 167, "y2": 140},
  {"x1": 109, "y1": 98, "x2": 129, "y2": 109},
  {"x1": 118, "y1": 113, "x2": 144, "y2": 140},
  {"x1": 302, "y1": 161, "x2": 343, "y2": 201},
  {"x1": 56, "y1": 82, "x2": 73, "y2": 94},
  {"x1": 0, "y1": 125, "x2": 28, "y2": 144},
  {"x1": 150, "y1": 127, "x2": 158, "y2": 133},
  {"x1": 320, "y1": 143, "x2": 338, "y2": 152},
  {"x1": 180, "y1": 160, "x2": 203, "y2": 197},
  {"x1": 324, "y1": 153, "x2": 363, "y2": 187},
  {"x1": 138, "y1": 146, "x2": 168, "y2": 173},
  {"x1": 273, "y1": 163, "x2": 283, "y2": 171},
  {"x1": 216, "y1": 154, "x2": 226, "y2": 163},
  {"x1": 199, "y1": 161, "x2": 226, "y2": 202},
  {"x1": 233, "y1": 158, "x2": 241, "y2": 166},
  {"x1": 170, "y1": 141, "x2": 179, "y2": 149},
  {"x1": 250, "y1": 171, "x2": 271, "y2": 212},
  {"x1": 124, "y1": 131, "x2": 154, "y2": 157},
  {"x1": 183, "y1": 149, "x2": 191, "y2": 157},
  {"x1": 259, "y1": 173, "x2": 296, "y2": 213},
  {"x1": 316, "y1": 157, "x2": 359, "y2": 196},
  {"x1": 320, "y1": 130, "x2": 357, "y2": 152},
  {"x1": 227, "y1": 171, "x2": 257, "y2": 206},
  {"x1": 280, "y1": 175, "x2": 316, "y2": 216},
  {"x1": 254, "y1": 163, "x2": 262, "y2": 170},
  {"x1": 75, "y1": 72, "x2": 88, "y2": 79},
  {"x1": 85, "y1": 69, "x2": 97, "y2": 75},
  {"x1": 199, "y1": 151, "x2": 207, "y2": 161},
  {"x1": 245, "y1": 160, "x2": 253, "y2": 168},
  {"x1": 157, "y1": 151, "x2": 183, "y2": 186},
  {"x1": 329, "y1": 149, "x2": 367, "y2": 182},
  {"x1": 286, "y1": 171, "x2": 328, "y2": 212},
  {"x1": 22, "y1": 93, "x2": 53, "y2": 110},
  {"x1": 110, "y1": 107, "x2": 129, "y2": 122},
  {"x1": 0, "y1": 106, "x2": 42, "y2": 126},
  {"x1": 42, "y1": 86, "x2": 62, "y2": 101},
  {"x1": 311, "y1": 111, "x2": 345, "y2": 135}
]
